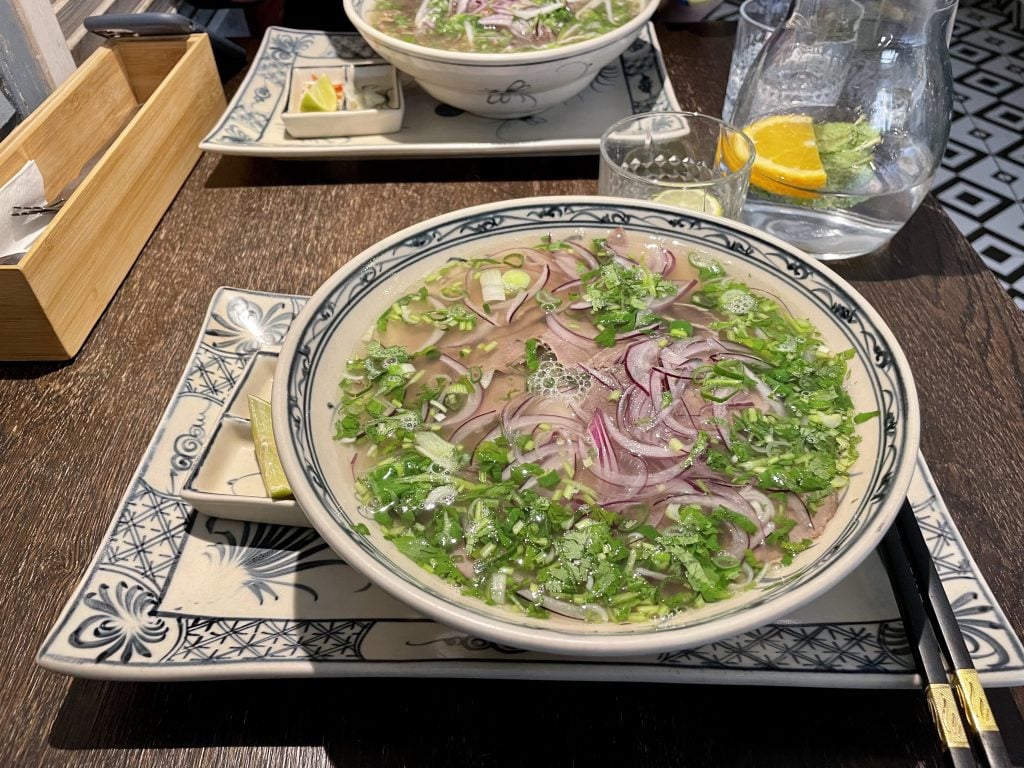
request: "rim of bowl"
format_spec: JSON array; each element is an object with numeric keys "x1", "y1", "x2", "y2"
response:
[
  {"x1": 273, "y1": 195, "x2": 921, "y2": 657},
  {"x1": 343, "y1": 0, "x2": 661, "y2": 65},
  {"x1": 599, "y1": 111, "x2": 757, "y2": 190}
]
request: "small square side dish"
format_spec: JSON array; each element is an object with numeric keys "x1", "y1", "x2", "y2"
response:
[
  {"x1": 181, "y1": 352, "x2": 309, "y2": 528},
  {"x1": 182, "y1": 416, "x2": 310, "y2": 527},
  {"x1": 282, "y1": 63, "x2": 404, "y2": 138}
]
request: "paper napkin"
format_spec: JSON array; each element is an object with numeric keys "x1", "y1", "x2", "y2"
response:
[{"x1": 0, "y1": 160, "x2": 49, "y2": 265}]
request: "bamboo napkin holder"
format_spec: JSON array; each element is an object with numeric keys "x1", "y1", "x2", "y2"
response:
[{"x1": 0, "y1": 34, "x2": 226, "y2": 361}]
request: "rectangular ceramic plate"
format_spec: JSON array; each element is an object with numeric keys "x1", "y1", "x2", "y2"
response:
[
  {"x1": 198, "y1": 25, "x2": 679, "y2": 159},
  {"x1": 37, "y1": 288, "x2": 1024, "y2": 685}
]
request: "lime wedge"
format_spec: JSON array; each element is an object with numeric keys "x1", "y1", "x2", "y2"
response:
[
  {"x1": 651, "y1": 188, "x2": 725, "y2": 217},
  {"x1": 247, "y1": 394, "x2": 293, "y2": 499},
  {"x1": 299, "y1": 74, "x2": 338, "y2": 113}
]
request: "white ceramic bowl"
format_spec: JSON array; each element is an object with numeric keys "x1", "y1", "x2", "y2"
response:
[
  {"x1": 342, "y1": 0, "x2": 661, "y2": 118},
  {"x1": 272, "y1": 196, "x2": 920, "y2": 656}
]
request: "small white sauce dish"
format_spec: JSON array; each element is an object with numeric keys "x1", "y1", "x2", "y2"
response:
[
  {"x1": 282, "y1": 63, "x2": 404, "y2": 138},
  {"x1": 181, "y1": 352, "x2": 310, "y2": 528},
  {"x1": 225, "y1": 351, "x2": 278, "y2": 419}
]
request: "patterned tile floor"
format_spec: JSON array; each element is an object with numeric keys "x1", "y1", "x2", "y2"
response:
[
  {"x1": 711, "y1": 0, "x2": 1024, "y2": 308},
  {"x1": 938, "y1": 1, "x2": 1024, "y2": 309}
]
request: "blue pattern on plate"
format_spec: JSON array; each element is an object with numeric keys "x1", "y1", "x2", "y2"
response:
[
  {"x1": 36, "y1": 283, "x2": 1024, "y2": 685},
  {"x1": 200, "y1": 26, "x2": 677, "y2": 156}
]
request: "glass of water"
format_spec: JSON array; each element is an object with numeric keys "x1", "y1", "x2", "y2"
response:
[{"x1": 598, "y1": 112, "x2": 755, "y2": 220}]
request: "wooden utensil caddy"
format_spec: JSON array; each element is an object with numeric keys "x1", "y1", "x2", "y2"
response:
[{"x1": 0, "y1": 34, "x2": 226, "y2": 361}]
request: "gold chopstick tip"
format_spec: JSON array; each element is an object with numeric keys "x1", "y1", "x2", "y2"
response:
[
  {"x1": 925, "y1": 683, "x2": 970, "y2": 749},
  {"x1": 953, "y1": 669, "x2": 999, "y2": 733}
]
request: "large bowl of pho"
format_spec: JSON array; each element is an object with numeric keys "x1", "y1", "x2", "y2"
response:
[
  {"x1": 342, "y1": 0, "x2": 661, "y2": 118},
  {"x1": 273, "y1": 197, "x2": 919, "y2": 656}
]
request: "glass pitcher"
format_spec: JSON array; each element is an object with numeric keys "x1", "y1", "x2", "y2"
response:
[{"x1": 728, "y1": 0, "x2": 956, "y2": 260}]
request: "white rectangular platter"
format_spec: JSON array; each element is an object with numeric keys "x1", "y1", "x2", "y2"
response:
[
  {"x1": 36, "y1": 287, "x2": 1024, "y2": 687},
  {"x1": 198, "y1": 25, "x2": 679, "y2": 159}
]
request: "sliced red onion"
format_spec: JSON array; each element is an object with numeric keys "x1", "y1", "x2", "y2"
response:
[
  {"x1": 689, "y1": 484, "x2": 769, "y2": 545},
  {"x1": 641, "y1": 244, "x2": 675, "y2": 276},
  {"x1": 648, "y1": 278, "x2": 696, "y2": 312},
  {"x1": 517, "y1": 589, "x2": 609, "y2": 622},
  {"x1": 507, "y1": 264, "x2": 549, "y2": 324},
  {"x1": 717, "y1": 521, "x2": 750, "y2": 563},
  {"x1": 503, "y1": 291, "x2": 530, "y2": 325},
  {"x1": 661, "y1": 336, "x2": 726, "y2": 366},
  {"x1": 658, "y1": 409, "x2": 699, "y2": 439},
  {"x1": 577, "y1": 363, "x2": 616, "y2": 390},
  {"x1": 649, "y1": 369, "x2": 667, "y2": 406},
  {"x1": 545, "y1": 313, "x2": 596, "y2": 344},
  {"x1": 602, "y1": 408, "x2": 685, "y2": 459},
  {"x1": 585, "y1": 414, "x2": 616, "y2": 469},
  {"x1": 560, "y1": 240, "x2": 599, "y2": 270},
  {"x1": 500, "y1": 395, "x2": 533, "y2": 452},
  {"x1": 462, "y1": 298, "x2": 496, "y2": 326},
  {"x1": 506, "y1": 413, "x2": 586, "y2": 434},
  {"x1": 652, "y1": 365, "x2": 692, "y2": 381},
  {"x1": 552, "y1": 278, "x2": 582, "y2": 295},
  {"x1": 624, "y1": 339, "x2": 661, "y2": 394},
  {"x1": 604, "y1": 227, "x2": 630, "y2": 259},
  {"x1": 551, "y1": 253, "x2": 585, "y2": 281},
  {"x1": 643, "y1": 461, "x2": 691, "y2": 487},
  {"x1": 585, "y1": 450, "x2": 649, "y2": 493},
  {"x1": 439, "y1": 353, "x2": 468, "y2": 378},
  {"x1": 500, "y1": 441, "x2": 568, "y2": 480},
  {"x1": 449, "y1": 408, "x2": 497, "y2": 447},
  {"x1": 617, "y1": 324, "x2": 659, "y2": 341}
]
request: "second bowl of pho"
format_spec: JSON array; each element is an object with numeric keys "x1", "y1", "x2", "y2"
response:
[
  {"x1": 273, "y1": 197, "x2": 919, "y2": 656},
  {"x1": 343, "y1": 0, "x2": 661, "y2": 118}
]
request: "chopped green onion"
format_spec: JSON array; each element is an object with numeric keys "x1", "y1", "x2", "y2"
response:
[{"x1": 503, "y1": 268, "x2": 531, "y2": 293}]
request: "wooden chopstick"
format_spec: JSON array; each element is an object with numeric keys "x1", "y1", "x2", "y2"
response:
[
  {"x1": 879, "y1": 523, "x2": 977, "y2": 767},
  {"x1": 895, "y1": 499, "x2": 1013, "y2": 768}
]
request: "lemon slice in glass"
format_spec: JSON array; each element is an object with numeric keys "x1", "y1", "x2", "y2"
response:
[
  {"x1": 651, "y1": 187, "x2": 725, "y2": 217},
  {"x1": 247, "y1": 394, "x2": 293, "y2": 499},
  {"x1": 299, "y1": 74, "x2": 338, "y2": 113}
]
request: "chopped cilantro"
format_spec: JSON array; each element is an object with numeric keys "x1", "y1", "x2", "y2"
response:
[
  {"x1": 333, "y1": 231, "x2": 862, "y2": 624},
  {"x1": 578, "y1": 261, "x2": 677, "y2": 347}
]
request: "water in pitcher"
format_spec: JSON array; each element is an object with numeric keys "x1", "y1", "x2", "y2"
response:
[{"x1": 742, "y1": 128, "x2": 936, "y2": 259}]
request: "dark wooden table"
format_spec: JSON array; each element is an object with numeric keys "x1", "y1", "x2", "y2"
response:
[{"x1": 2, "y1": 19, "x2": 1023, "y2": 768}]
